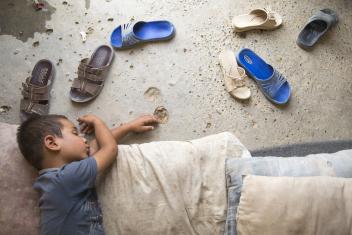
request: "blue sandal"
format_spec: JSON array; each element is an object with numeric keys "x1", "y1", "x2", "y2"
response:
[
  {"x1": 236, "y1": 48, "x2": 291, "y2": 105},
  {"x1": 110, "y1": 20, "x2": 175, "y2": 49}
]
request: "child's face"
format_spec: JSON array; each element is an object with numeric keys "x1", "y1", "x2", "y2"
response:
[{"x1": 58, "y1": 118, "x2": 90, "y2": 162}]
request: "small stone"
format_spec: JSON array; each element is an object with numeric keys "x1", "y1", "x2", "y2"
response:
[
  {"x1": 80, "y1": 31, "x2": 87, "y2": 42},
  {"x1": 129, "y1": 64, "x2": 134, "y2": 69},
  {"x1": 13, "y1": 49, "x2": 20, "y2": 55},
  {"x1": 0, "y1": 105, "x2": 11, "y2": 114},
  {"x1": 62, "y1": 1, "x2": 68, "y2": 5},
  {"x1": 56, "y1": 58, "x2": 63, "y2": 66},
  {"x1": 86, "y1": 27, "x2": 94, "y2": 34},
  {"x1": 45, "y1": 28, "x2": 53, "y2": 34},
  {"x1": 206, "y1": 122, "x2": 211, "y2": 128},
  {"x1": 32, "y1": 41, "x2": 39, "y2": 47},
  {"x1": 183, "y1": 48, "x2": 187, "y2": 52},
  {"x1": 107, "y1": 18, "x2": 114, "y2": 22}
]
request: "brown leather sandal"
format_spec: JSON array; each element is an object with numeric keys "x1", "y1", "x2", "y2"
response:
[
  {"x1": 20, "y1": 59, "x2": 55, "y2": 123},
  {"x1": 70, "y1": 45, "x2": 114, "y2": 102}
]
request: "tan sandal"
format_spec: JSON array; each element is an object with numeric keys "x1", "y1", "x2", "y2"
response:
[
  {"x1": 219, "y1": 50, "x2": 251, "y2": 100},
  {"x1": 232, "y1": 8, "x2": 282, "y2": 32},
  {"x1": 20, "y1": 59, "x2": 55, "y2": 122},
  {"x1": 70, "y1": 45, "x2": 114, "y2": 103}
]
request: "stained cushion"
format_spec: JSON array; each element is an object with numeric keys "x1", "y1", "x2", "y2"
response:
[
  {"x1": 0, "y1": 122, "x2": 40, "y2": 235},
  {"x1": 237, "y1": 175, "x2": 352, "y2": 235}
]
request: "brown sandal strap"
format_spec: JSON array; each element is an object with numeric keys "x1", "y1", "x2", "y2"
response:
[
  {"x1": 20, "y1": 99, "x2": 49, "y2": 115},
  {"x1": 22, "y1": 82, "x2": 50, "y2": 101},
  {"x1": 84, "y1": 82, "x2": 103, "y2": 95},
  {"x1": 72, "y1": 77, "x2": 82, "y2": 89},
  {"x1": 22, "y1": 79, "x2": 50, "y2": 94},
  {"x1": 71, "y1": 77, "x2": 103, "y2": 96},
  {"x1": 21, "y1": 90, "x2": 49, "y2": 101},
  {"x1": 78, "y1": 59, "x2": 104, "y2": 82}
]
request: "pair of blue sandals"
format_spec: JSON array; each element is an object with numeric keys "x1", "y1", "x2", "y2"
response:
[{"x1": 110, "y1": 20, "x2": 291, "y2": 105}]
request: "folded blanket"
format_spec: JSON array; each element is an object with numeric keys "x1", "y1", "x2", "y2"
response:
[{"x1": 97, "y1": 132, "x2": 251, "y2": 235}]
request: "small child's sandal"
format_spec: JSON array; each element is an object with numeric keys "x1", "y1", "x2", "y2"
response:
[{"x1": 20, "y1": 59, "x2": 55, "y2": 122}]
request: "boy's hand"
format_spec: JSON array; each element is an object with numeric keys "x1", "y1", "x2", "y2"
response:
[
  {"x1": 77, "y1": 114, "x2": 102, "y2": 134},
  {"x1": 125, "y1": 115, "x2": 159, "y2": 133}
]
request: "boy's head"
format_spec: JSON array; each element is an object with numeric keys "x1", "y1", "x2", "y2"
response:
[{"x1": 17, "y1": 115, "x2": 90, "y2": 170}]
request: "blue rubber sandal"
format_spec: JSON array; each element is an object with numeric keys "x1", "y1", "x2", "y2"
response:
[
  {"x1": 236, "y1": 48, "x2": 291, "y2": 105},
  {"x1": 110, "y1": 20, "x2": 175, "y2": 49}
]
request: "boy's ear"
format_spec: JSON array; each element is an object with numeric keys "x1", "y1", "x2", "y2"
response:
[{"x1": 43, "y1": 135, "x2": 61, "y2": 151}]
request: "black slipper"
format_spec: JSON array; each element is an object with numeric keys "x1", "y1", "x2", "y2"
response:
[{"x1": 297, "y1": 9, "x2": 338, "y2": 50}]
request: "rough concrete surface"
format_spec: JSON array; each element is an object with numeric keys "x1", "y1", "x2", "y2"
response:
[{"x1": 0, "y1": 0, "x2": 351, "y2": 151}]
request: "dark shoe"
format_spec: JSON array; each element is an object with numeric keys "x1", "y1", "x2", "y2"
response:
[
  {"x1": 297, "y1": 9, "x2": 338, "y2": 50},
  {"x1": 70, "y1": 45, "x2": 114, "y2": 103},
  {"x1": 20, "y1": 59, "x2": 55, "y2": 122}
]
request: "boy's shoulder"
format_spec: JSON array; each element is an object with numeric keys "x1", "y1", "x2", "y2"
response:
[{"x1": 34, "y1": 157, "x2": 98, "y2": 194}]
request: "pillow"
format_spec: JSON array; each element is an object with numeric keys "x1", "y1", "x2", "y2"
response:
[
  {"x1": 224, "y1": 150, "x2": 352, "y2": 235},
  {"x1": 0, "y1": 122, "x2": 40, "y2": 235},
  {"x1": 237, "y1": 175, "x2": 352, "y2": 235}
]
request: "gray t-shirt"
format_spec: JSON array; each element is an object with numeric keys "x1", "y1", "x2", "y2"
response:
[{"x1": 33, "y1": 157, "x2": 105, "y2": 235}]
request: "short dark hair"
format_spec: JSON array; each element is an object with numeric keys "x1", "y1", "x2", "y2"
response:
[{"x1": 17, "y1": 114, "x2": 67, "y2": 170}]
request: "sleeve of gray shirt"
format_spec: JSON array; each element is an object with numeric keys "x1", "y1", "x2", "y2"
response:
[{"x1": 58, "y1": 157, "x2": 98, "y2": 197}]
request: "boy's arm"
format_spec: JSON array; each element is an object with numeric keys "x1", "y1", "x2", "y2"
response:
[
  {"x1": 88, "y1": 115, "x2": 159, "y2": 157},
  {"x1": 78, "y1": 115, "x2": 117, "y2": 173}
]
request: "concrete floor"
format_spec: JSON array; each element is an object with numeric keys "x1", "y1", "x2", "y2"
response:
[{"x1": 0, "y1": 0, "x2": 351, "y2": 151}]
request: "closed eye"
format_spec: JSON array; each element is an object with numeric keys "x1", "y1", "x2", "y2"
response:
[{"x1": 72, "y1": 127, "x2": 79, "y2": 135}]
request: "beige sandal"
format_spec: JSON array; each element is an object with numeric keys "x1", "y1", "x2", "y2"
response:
[
  {"x1": 219, "y1": 50, "x2": 251, "y2": 100},
  {"x1": 232, "y1": 8, "x2": 282, "y2": 32}
]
